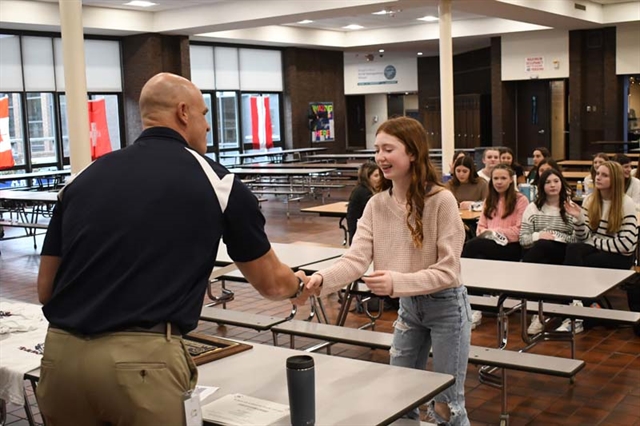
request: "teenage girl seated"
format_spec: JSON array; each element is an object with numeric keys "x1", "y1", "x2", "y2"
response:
[
  {"x1": 612, "y1": 154, "x2": 640, "y2": 207},
  {"x1": 526, "y1": 147, "x2": 551, "y2": 185},
  {"x1": 583, "y1": 152, "x2": 608, "y2": 190},
  {"x1": 448, "y1": 150, "x2": 467, "y2": 176},
  {"x1": 446, "y1": 155, "x2": 488, "y2": 210},
  {"x1": 500, "y1": 147, "x2": 525, "y2": 184},
  {"x1": 564, "y1": 161, "x2": 638, "y2": 270},
  {"x1": 520, "y1": 168, "x2": 576, "y2": 265},
  {"x1": 532, "y1": 157, "x2": 561, "y2": 185},
  {"x1": 346, "y1": 161, "x2": 384, "y2": 245},
  {"x1": 462, "y1": 163, "x2": 529, "y2": 262}
]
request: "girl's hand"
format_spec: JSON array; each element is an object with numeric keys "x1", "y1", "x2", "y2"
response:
[
  {"x1": 539, "y1": 231, "x2": 555, "y2": 240},
  {"x1": 362, "y1": 271, "x2": 393, "y2": 296},
  {"x1": 564, "y1": 200, "x2": 581, "y2": 218}
]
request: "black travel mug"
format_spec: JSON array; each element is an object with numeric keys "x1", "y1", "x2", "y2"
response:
[{"x1": 286, "y1": 355, "x2": 316, "y2": 426}]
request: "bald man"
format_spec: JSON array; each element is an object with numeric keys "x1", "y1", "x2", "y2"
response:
[{"x1": 35, "y1": 73, "x2": 307, "y2": 425}]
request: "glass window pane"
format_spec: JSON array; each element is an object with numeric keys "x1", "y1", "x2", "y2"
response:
[
  {"x1": 0, "y1": 93, "x2": 25, "y2": 167},
  {"x1": 219, "y1": 150, "x2": 239, "y2": 167},
  {"x1": 240, "y1": 93, "x2": 281, "y2": 148},
  {"x1": 203, "y1": 93, "x2": 214, "y2": 148},
  {"x1": 60, "y1": 94, "x2": 69, "y2": 157},
  {"x1": 27, "y1": 93, "x2": 57, "y2": 165},
  {"x1": 90, "y1": 94, "x2": 121, "y2": 152},
  {"x1": 216, "y1": 91, "x2": 239, "y2": 149}
]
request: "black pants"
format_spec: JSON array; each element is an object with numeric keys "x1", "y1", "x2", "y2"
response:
[
  {"x1": 462, "y1": 238, "x2": 522, "y2": 262},
  {"x1": 522, "y1": 240, "x2": 567, "y2": 265},
  {"x1": 564, "y1": 243, "x2": 634, "y2": 270}
]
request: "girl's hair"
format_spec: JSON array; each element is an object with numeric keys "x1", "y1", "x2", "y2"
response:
[
  {"x1": 587, "y1": 161, "x2": 626, "y2": 233},
  {"x1": 484, "y1": 163, "x2": 517, "y2": 219},
  {"x1": 590, "y1": 152, "x2": 609, "y2": 182},
  {"x1": 535, "y1": 168, "x2": 572, "y2": 224},
  {"x1": 452, "y1": 150, "x2": 466, "y2": 164},
  {"x1": 375, "y1": 116, "x2": 442, "y2": 249},
  {"x1": 533, "y1": 147, "x2": 551, "y2": 158},
  {"x1": 357, "y1": 161, "x2": 386, "y2": 193},
  {"x1": 450, "y1": 155, "x2": 478, "y2": 186},
  {"x1": 532, "y1": 158, "x2": 562, "y2": 185},
  {"x1": 499, "y1": 146, "x2": 522, "y2": 168},
  {"x1": 612, "y1": 154, "x2": 632, "y2": 192}
]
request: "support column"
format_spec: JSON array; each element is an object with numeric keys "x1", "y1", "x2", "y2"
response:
[
  {"x1": 439, "y1": 0, "x2": 454, "y2": 176},
  {"x1": 59, "y1": 0, "x2": 91, "y2": 173}
]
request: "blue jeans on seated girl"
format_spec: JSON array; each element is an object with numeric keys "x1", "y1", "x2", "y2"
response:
[{"x1": 390, "y1": 286, "x2": 472, "y2": 426}]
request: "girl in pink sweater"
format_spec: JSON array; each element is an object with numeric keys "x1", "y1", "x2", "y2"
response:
[
  {"x1": 299, "y1": 117, "x2": 471, "y2": 426},
  {"x1": 462, "y1": 163, "x2": 528, "y2": 261}
]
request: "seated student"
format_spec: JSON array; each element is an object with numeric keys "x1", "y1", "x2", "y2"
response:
[
  {"x1": 532, "y1": 157, "x2": 561, "y2": 185},
  {"x1": 500, "y1": 147, "x2": 525, "y2": 184},
  {"x1": 526, "y1": 147, "x2": 551, "y2": 185},
  {"x1": 583, "y1": 153, "x2": 608, "y2": 189},
  {"x1": 346, "y1": 161, "x2": 384, "y2": 245},
  {"x1": 564, "y1": 161, "x2": 638, "y2": 270},
  {"x1": 446, "y1": 155, "x2": 489, "y2": 209},
  {"x1": 477, "y1": 147, "x2": 500, "y2": 182},
  {"x1": 612, "y1": 154, "x2": 640, "y2": 207},
  {"x1": 462, "y1": 163, "x2": 529, "y2": 262},
  {"x1": 520, "y1": 168, "x2": 576, "y2": 265}
]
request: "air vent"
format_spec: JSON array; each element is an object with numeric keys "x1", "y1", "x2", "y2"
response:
[{"x1": 574, "y1": 3, "x2": 586, "y2": 11}]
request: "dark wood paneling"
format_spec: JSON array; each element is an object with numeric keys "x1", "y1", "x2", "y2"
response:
[
  {"x1": 282, "y1": 48, "x2": 346, "y2": 152},
  {"x1": 569, "y1": 27, "x2": 623, "y2": 159},
  {"x1": 121, "y1": 33, "x2": 190, "y2": 145}
]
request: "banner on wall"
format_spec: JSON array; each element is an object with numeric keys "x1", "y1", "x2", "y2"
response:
[
  {"x1": 88, "y1": 99, "x2": 112, "y2": 160},
  {"x1": 250, "y1": 96, "x2": 273, "y2": 150},
  {"x1": 357, "y1": 63, "x2": 398, "y2": 86},
  {"x1": 309, "y1": 102, "x2": 334, "y2": 143},
  {"x1": 0, "y1": 96, "x2": 15, "y2": 169}
]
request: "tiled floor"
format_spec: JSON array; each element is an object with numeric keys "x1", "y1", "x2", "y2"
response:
[{"x1": 1, "y1": 186, "x2": 639, "y2": 426}]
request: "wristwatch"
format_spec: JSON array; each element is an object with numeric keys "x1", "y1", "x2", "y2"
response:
[{"x1": 290, "y1": 276, "x2": 305, "y2": 299}]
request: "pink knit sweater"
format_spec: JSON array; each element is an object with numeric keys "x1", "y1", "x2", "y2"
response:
[
  {"x1": 476, "y1": 194, "x2": 529, "y2": 242},
  {"x1": 317, "y1": 188, "x2": 465, "y2": 298}
]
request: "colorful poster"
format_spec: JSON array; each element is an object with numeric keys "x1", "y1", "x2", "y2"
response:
[
  {"x1": 309, "y1": 102, "x2": 334, "y2": 142},
  {"x1": 88, "y1": 99, "x2": 112, "y2": 160},
  {"x1": 250, "y1": 96, "x2": 273, "y2": 150},
  {"x1": 0, "y1": 96, "x2": 15, "y2": 169}
]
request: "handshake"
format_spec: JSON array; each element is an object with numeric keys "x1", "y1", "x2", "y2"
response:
[{"x1": 290, "y1": 270, "x2": 395, "y2": 306}]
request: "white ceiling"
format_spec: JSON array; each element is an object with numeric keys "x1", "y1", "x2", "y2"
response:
[{"x1": 5, "y1": 0, "x2": 640, "y2": 54}]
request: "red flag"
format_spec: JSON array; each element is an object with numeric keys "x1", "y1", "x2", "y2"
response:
[
  {"x1": 0, "y1": 96, "x2": 15, "y2": 169},
  {"x1": 88, "y1": 99, "x2": 112, "y2": 160},
  {"x1": 250, "y1": 96, "x2": 273, "y2": 150}
]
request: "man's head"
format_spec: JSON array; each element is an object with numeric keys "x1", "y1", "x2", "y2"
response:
[{"x1": 139, "y1": 73, "x2": 210, "y2": 154}]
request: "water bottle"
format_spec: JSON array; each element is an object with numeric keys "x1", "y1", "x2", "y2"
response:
[
  {"x1": 286, "y1": 355, "x2": 315, "y2": 426},
  {"x1": 518, "y1": 183, "x2": 531, "y2": 201},
  {"x1": 576, "y1": 180, "x2": 583, "y2": 198}
]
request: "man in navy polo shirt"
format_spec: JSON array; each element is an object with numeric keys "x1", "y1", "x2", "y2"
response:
[{"x1": 35, "y1": 73, "x2": 307, "y2": 425}]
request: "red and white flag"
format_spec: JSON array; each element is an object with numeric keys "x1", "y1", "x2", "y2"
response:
[
  {"x1": 250, "y1": 96, "x2": 273, "y2": 150},
  {"x1": 0, "y1": 96, "x2": 15, "y2": 169},
  {"x1": 88, "y1": 99, "x2": 112, "y2": 160}
]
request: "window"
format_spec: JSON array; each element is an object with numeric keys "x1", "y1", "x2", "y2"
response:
[
  {"x1": 27, "y1": 93, "x2": 57, "y2": 165},
  {"x1": 217, "y1": 91, "x2": 239, "y2": 149},
  {"x1": 203, "y1": 93, "x2": 215, "y2": 149},
  {"x1": 240, "y1": 93, "x2": 281, "y2": 148}
]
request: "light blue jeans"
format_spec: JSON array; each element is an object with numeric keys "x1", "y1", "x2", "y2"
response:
[{"x1": 390, "y1": 286, "x2": 472, "y2": 426}]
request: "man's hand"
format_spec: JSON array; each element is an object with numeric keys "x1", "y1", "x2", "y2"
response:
[{"x1": 290, "y1": 271, "x2": 317, "y2": 306}]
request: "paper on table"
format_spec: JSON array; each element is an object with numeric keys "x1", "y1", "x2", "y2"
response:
[
  {"x1": 202, "y1": 393, "x2": 289, "y2": 426},
  {"x1": 195, "y1": 385, "x2": 219, "y2": 402}
]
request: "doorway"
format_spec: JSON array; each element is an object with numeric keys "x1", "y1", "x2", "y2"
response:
[
  {"x1": 516, "y1": 80, "x2": 551, "y2": 165},
  {"x1": 346, "y1": 95, "x2": 365, "y2": 148}
]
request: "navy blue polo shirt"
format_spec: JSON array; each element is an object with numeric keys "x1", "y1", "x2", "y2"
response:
[{"x1": 41, "y1": 127, "x2": 270, "y2": 335}]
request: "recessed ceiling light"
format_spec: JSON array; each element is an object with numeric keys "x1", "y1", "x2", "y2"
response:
[
  {"x1": 378, "y1": 49, "x2": 385, "y2": 53},
  {"x1": 297, "y1": 20, "x2": 314, "y2": 24},
  {"x1": 343, "y1": 24, "x2": 364, "y2": 30},
  {"x1": 372, "y1": 10, "x2": 388, "y2": 15},
  {"x1": 124, "y1": 0, "x2": 157, "y2": 7},
  {"x1": 417, "y1": 16, "x2": 439, "y2": 22},
  {"x1": 417, "y1": 52, "x2": 423, "y2": 56}
]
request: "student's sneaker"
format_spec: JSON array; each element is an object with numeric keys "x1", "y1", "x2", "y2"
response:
[
  {"x1": 471, "y1": 310, "x2": 482, "y2": 330},
  {"x1": 555, "y1": 318, "x2": 584, "y2": 334},
  {"x1": 527, "y1": 315, "x2": 544, "y2": 335}
]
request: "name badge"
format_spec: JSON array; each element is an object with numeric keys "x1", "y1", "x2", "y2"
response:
[{"x1": 183, "y1": 390, "x2": 203, "y2": 426}]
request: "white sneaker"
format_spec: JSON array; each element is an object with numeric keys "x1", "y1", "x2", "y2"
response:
[
  {"x1": 471, "y1": 310, "x2": 482, "y2": 329},
  {"x1": 527, "y1": 315, "x2": 544, "y2": 335},
  {"x1": 555, "y1": 318, "x2": 584, "y2": 334}
]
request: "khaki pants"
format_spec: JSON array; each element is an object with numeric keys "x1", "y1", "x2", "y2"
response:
[{"x1": 36, "y1": 327, "x2": 197, "y2": 426}]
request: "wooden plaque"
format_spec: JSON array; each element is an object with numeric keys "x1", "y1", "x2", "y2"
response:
[{"x1": 184, "y1": 332, "x2": 252, "y2": 366}]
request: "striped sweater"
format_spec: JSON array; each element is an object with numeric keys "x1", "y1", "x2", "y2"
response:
[
  {"x1": 519, "y1": 202, "x2": 576, "y2": 248},
  {"x1": 477, "y1": 194, "x2": 529, "y2": 243},
  {"x1": 316, "y1": 188, "x2": 465, "y2": 298},
  {"x1": 573, "y1": 195, "x2": 638, "y2": 256}
]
